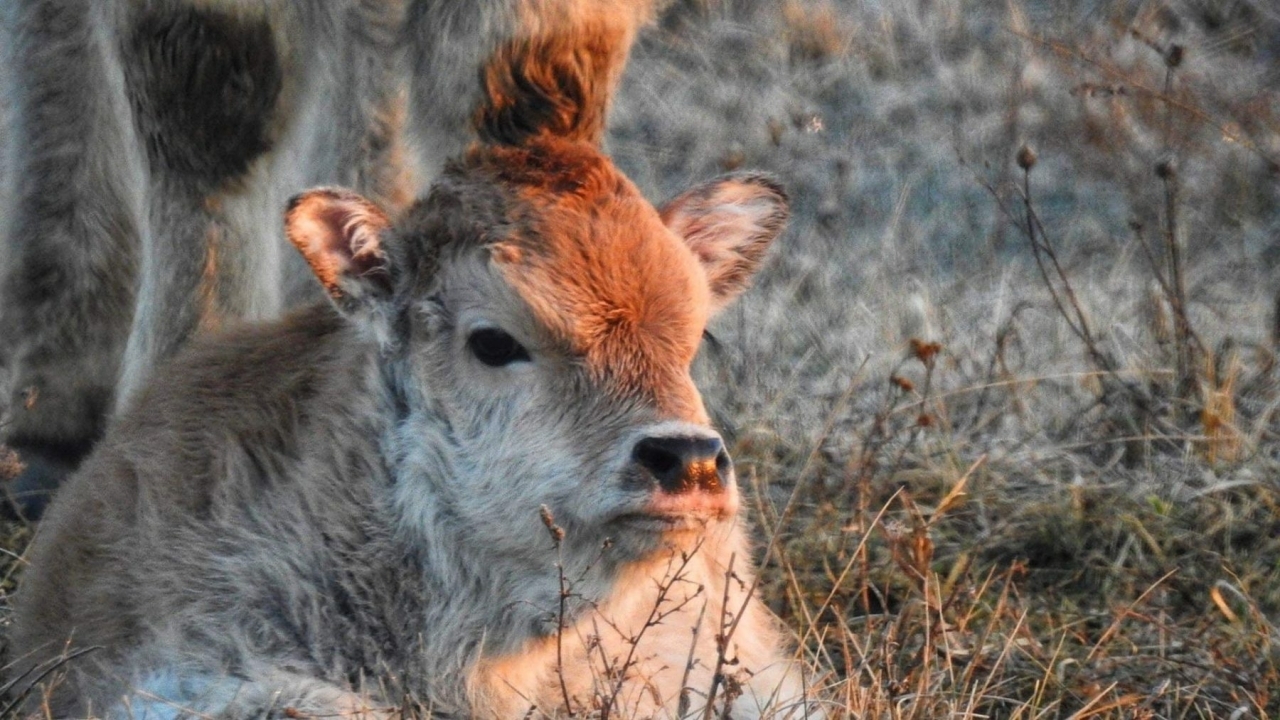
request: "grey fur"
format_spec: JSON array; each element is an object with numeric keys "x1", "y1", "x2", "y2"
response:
[
  {"x1": 10, "y1": 143, "x2": 806, "y2": 718},
  {"x1": 0, "y1": 1, "x2": 145, "y2": 515},
  {"x1": 0, "y1": 0, "x2": 660, "y2": 516}
]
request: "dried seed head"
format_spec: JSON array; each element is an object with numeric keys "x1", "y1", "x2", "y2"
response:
[
  {"x1": 539, "y1": 505, "x2": 566, "y2": 543},
  {"x1": 890, "y1": 375, "x2": 915, "y2": 393},
  {"x1": 910, "y1": 338, "x2": 943, "y2": 365},
  {"x1": 917, "y1": 413, "x2": 934, "y2": 428},
  {"x1": 1155, "y1": 157, "x2": 1178, "y2": 179},
  {"x1": 1017, "y1": 144, "x2": 1038, "y2": 171},
  {"x1": 1165, "y1": 44, "x2": 1185, "y2": 68}
]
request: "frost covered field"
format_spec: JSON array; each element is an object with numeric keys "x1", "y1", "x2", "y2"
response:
[{"x1": 4, "y1": 0, "x2": 1280, "y2": 716}]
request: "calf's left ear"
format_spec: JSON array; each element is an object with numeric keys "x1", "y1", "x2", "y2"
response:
[
  {"x1": 285, "y1": 188, "x2": 394, "y2": 316},
  {"x1": 660, "y1": 173, "x2": 790, "y2": 313}
]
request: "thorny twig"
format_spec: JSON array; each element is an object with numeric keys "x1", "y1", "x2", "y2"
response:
[
  {"x1": 701, "y1": 553, "x2": 739, "y2": 720},
  {"x1": 677, "y1": 600, "x2": 709, "y2": 718},
  {"x1": 600, "y1": 542, "x2": 705, "y2": 720}
]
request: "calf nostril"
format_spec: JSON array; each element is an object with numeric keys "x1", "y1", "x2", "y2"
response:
[
  {"x1": 715, "y1": 448, "x2": 731, "y2": 474},
  {"x1": 632, "y1": 435, "x2": 728, "y2": 494},
  {"x1": 714, "y1": 448, "x2": 732, "y2": 485},
  {"x1": 633, "y1": 438, "x2": 683, "y2": 485}
]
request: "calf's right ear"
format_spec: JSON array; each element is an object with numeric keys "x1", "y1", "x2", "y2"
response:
[{"x1": 285, "y1": 188, "x2": 394, "y2": 315}]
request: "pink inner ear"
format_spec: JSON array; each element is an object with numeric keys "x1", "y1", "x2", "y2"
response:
[
  {"x1": 661, "y1": 180, "x2": 787, "y2": 255},
  {"x1": 660, "y1": 176, "x2": 789, "y2": 310},
  {"x1": 285, "y1": 190, "x2": 391, "y2": 300},
  {"x1": 682, "y1": 207, "x2": 769, "y2": 261}
]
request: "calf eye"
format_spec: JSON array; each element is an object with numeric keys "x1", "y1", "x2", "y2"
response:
[{"x1": 467, "y1": 328, "x2": 531, "y2": 367}]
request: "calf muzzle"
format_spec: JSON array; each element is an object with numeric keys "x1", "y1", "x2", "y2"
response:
[{"x1": 631, "y1": 435, "x2": 731, "y2": 495}]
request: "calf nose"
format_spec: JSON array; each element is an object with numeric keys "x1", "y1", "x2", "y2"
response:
[{"x1": 632, "y1": 435, "x2": 731, "y2": 494}]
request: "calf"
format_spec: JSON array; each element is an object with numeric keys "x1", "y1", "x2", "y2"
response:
[{"x1": 10, "y1": 136, "x2": 807, "y2": 719}]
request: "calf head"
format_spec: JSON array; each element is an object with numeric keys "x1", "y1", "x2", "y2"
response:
[{"x1": 285, "y1": 138, "x2": 787, "y2": 590}]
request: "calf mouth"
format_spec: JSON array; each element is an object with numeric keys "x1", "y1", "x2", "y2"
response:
[
  {"x1": 611, "y1": 512, "x2": 714, "y2": 534},
  {"x1": 609, "y1": 489, "x2": 737, "y2": 535}
]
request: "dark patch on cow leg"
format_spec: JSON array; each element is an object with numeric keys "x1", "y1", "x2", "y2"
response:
[
  {"x1": 1, "y1": 438, "x2": 96, "y2": 521},
  {"x1": 124, "y1": 5, "x2": 282, "y2": 189},
  {"x1": 3, "y1": 456, "x2": 70, "y2": 522}
]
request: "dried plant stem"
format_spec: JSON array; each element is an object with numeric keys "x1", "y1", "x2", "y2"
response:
[
  {"x1": 1021, "y1": 169, "x2": 1103, "y2": 371},
  {"x1": 540, "y1": 506, "x2": 575, "y2": 717},
  {"x1": 1008, "y1": 28, "x2": 1280, "y2": 167},
  {"x1": 0, "y1": 646, "x2": 102, "y2": 718},
  {"x1": 1084, "y1": 568, "x2": 1178, "y2": 664},
  {"x1": 801, "y1": 491, "x2": 900, "y2": 650},
  {"x1": 1136, "y1": 217, "x2": 1203, "y2": 376},
  {"x1": 1161, "y1": 164, "x2": 1198, "y2": 398},
  {"x1": 844, "y1": 357, "x2": 910, "y2": 616},
  {"x1": 554, "y1": 557, "x2": 574, "y2": 716},
  {"x1": 969, "y1": 154, "x2": 1162, "y2": 424},
  {"x1": 967, "y1": 301, "x2": 1031, "y2": 431},
  {"x1": 701, "y1": 554, "x2": 738, "y2": 720},
  {"x1": 1156, "y1": 59, "x2": 1202, "y2": 401},
  {"x1": 677, "y1": 600, "x2": 709, "y2": 719}
]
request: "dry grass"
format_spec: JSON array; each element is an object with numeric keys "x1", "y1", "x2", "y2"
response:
[{"x1": 3, "y1": 0, "x2": 1280, "y2": 717}]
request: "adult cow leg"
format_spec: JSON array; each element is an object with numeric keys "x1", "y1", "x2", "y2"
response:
[
  {"x1": 287, "y1": 0, "x2": 411, "y2": 263},
  {"x1": 113, "y1": 4, "x2": 287, "y2": 405},
  {"x1": 116, "y1": 2, "x2": 411, "y2": 403},
  {"x1": 0, "y1": 0, "x2": 146, "y2": 519}
]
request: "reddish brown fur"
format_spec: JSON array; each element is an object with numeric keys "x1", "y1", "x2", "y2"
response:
[
  {"x1": 476, "y1": 14, "x2": 636, "y2": 147},
  {"x1": 468, "y1": 140, "x2": 711, "y2": 419}
]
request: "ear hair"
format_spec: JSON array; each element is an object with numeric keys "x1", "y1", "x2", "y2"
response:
[
  {"x1": 661, "y1": 173, "x2": 790, "y2": 312},
  {"x1": 285, "y1": 188, "x2": 394, "y2": 313}
]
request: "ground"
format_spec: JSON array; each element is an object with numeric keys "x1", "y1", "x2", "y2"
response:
[{"x1": 3, "y1": 0, "x2": 1280, "y2": 717}]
